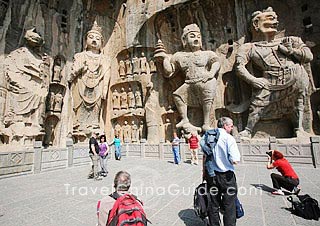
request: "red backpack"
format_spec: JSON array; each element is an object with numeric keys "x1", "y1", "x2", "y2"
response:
[{"x1": 106, "y1": 192, "x2": 149, "y2": 226}]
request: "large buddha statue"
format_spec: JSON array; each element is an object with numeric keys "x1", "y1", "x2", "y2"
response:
[{"x1": 69, "y1": 21, "x2": 110, "y2": 136}]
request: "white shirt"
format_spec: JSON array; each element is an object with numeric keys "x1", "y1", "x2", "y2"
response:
[{"x1": 203, "y1": 128, "x2": 240, "y2": 175}]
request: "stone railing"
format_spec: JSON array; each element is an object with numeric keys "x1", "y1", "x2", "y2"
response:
[{"x1": 0, "y1": 137, "x2": 319, "y2": 178}]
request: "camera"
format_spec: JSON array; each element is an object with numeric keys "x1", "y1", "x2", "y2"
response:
[{"x1": 266, "y1": 151, "x2": 272, "y2": 157}]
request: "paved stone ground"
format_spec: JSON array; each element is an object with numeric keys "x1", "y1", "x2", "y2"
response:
[{"x1": 0, "y1": 158, "x2": 319, "y2": 226}]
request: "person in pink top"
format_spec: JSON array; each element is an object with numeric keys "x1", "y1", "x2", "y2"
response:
[
  {"x1": 266, "y1": 150, "x2": 300, "y2": 195},
  {"x1": 98, "y1": 134, "x2": 109, "y2": 177},
  {"x1": 188, "y1": 132, "x2": 199, "y2": 165}
]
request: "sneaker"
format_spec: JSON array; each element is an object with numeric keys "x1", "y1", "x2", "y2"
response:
[
  {"x1": 292, "y1": 186, "x2": 301, "y2": 195},
  {"x1": 94, "y1": 176, "x2": 103, "y2": 181},
  {"x1": 271, "y1": 189, "x2": 284, "y2": 196}
]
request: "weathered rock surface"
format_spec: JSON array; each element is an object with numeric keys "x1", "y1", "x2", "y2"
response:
[{"x1": 0, "y1": 0, "x2": 319, "y2": 148}]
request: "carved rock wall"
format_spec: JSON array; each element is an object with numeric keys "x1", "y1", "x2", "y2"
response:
[{"x1": 0, "y1": 0, "x2": 319, "y2": 148}]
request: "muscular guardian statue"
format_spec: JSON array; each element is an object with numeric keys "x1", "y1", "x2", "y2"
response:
[
  {"x1": 235, "y1": 7, "x2": 313, "y2": 137},
  {"x1": 155, "y1": 24, "x2": 220, "y2": 132},
  {"x1": 69, "y1": 21, "x2": 110, "y2": 135}
]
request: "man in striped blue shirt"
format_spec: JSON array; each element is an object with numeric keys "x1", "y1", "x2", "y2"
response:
[{"x1": 171, "y1": 132, "x2": 181, "y2": 164}]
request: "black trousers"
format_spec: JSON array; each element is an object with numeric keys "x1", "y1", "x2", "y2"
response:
[
  {"x1": 206, "y1": 171, "x2": 237, "y2": 226},
  {"x1": 271, "y1": 173, "x2": 299, "y2": 191}
]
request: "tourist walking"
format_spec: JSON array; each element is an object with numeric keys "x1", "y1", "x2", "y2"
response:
[{"x1": 201, "y1": 117, "x2": 241, "y2": 226}]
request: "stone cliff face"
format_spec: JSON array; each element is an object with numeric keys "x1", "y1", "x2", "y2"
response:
[{"x1": 0, "y1": 0, "x2": 319, "y2": 147}]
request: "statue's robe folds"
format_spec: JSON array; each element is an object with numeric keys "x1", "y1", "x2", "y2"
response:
[
  {"x1": 4, "y1": 47, "x2": 50, "y2": 135},
  {"x1": 71, "y1": 51, "x2": 109, "y2": 132}
]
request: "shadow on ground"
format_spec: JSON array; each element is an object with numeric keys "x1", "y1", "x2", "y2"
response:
[
  {"x1": 251, "y1": 184, "x2": 297, "y2": 196},
  {"x1": 251, "y1": 183, "x2": 275, "y2": 193},
  {"x1": 178, "y1": 209, "x2": 208, "y2": 226}
]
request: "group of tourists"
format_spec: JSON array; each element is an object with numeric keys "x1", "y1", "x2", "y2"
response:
[
  {"x1": 93, "y1": 118, "x2": 301, "y2": 226},
  {"x1": 170, "y1": 131, "x2": 200, "y2": 165},
  {"x1": 88, "y1": 132, "x2": 122, "y2": 181}
]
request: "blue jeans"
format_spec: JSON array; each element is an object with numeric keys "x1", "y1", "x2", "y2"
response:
[
  {"x1": 172, "y1": 146, "x2": 181, "y2": 164},
  {"x1": 115, "y1": 146, "x2": 121, "y2": 160}
]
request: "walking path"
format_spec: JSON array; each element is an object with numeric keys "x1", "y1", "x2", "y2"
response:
[{"x1": 0, "y1": 158, "x2": 319, "y2": 226}]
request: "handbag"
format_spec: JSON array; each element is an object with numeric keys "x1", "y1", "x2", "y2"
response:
[{"x1": 236, "y1": 197, "x2": 244, "y2": 219}]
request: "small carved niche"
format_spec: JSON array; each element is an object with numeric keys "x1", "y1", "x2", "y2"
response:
[
  {"x1": 301, "y1": 4, "x2": 308, "y2": 12},
  {"x1": 303, "y1": 17, "x2": 313, "y2": 33},
  {"x1": 52, "y1": 55, "x2": 64, "y2": 83},
  {"x1": 61, "y1": 9, "x2": 68, "y2": 32},
  {"x1": 224, "y1": 26, "x2": 232, "y2": 34},
  {"x1": 0, "y1": 0, "x2": 10, "y2": 26}
]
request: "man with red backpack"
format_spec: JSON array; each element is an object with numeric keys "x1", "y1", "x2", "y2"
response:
[{"x1": 97, "y1": 171, "x2": 148, "y2": 226}]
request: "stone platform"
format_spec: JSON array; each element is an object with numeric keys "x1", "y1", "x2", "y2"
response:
[{"x1": 0, "y1": 158, "x2": 319, "y2": 226}]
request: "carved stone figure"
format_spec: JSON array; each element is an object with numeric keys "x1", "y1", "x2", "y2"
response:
[
  {"x1": 44, "y1": 120, "x2": 56, "y2": 146},
  {"x1": 154, "y1": 24, "x2": 221, "y2": 132},
  {"x1": 114, "y1": 123, "x2": 122, "y2": 138},
  {"x1": 49, "y1": 92, "x2": 56, "y2": 111},
  {"x1": 119, "y1": 60, "x2": 126, "y2": 79},
  {"x1": 53, "y1": 93, "x2": 63, "y2": 112},
  {"x1": 139, "y1": 52, "x2": 148, "y2": 75},
  {"x1": 127, "y1": 87, "x2": 135, "y2": 109},
  {"x1": 125, "y1": 58, "x2": 133, "y2": 78},
  {"x1": 145, "y1": 82, "x2": 160, "y2": 143},
  {"x1": 112, "y1": 89, "x2": 121, "y2": 110},
  {"x1": 235, "y1": 7, "x2": 313, "y2": 137},
  {"x1": 123, "y1": 120, "x2": 131, "y2": 142},
  {"x1": 132, "y1": 56, "x2": 140, "y2": 75},
  {"x1": 149, "y1": 59, "x2": 157, "y2": 73},
  {"x1": 3, "y1": 28, "x2": 51, "y2": 143},
  {"x1": 135, "y1": 89, "x2": 143, "y2": 108},
  {"x1": 120, "y1": 87, "x2": 128, "y2": 109},
  {"x1": 139, "y1": 120, "x2": 144, "y2": 140},
  {"x1": 69, "y1": 21, "x2": 110, "y2": 135},
  {"x1": 52, "y1": 57, "x2": 62, "y2": 82},
  {"x1": 131, "y1": 121, "x2": 138, "y2": 142}
]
